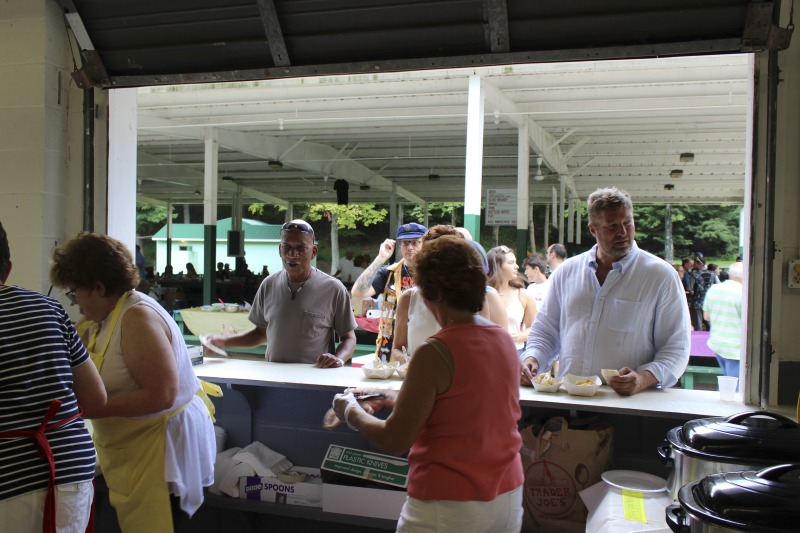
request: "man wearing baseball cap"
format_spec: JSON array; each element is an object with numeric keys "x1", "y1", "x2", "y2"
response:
[{"x1": 351, "y1": 222, "x2": 427, "y2": 361}]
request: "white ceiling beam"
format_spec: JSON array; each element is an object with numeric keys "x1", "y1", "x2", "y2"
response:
[
  {"x1": 139, "y1": 116, "x2": 425, "y2": 204},
  {"x1": 138, "y1": 149, "x2": 290, "y2": 208},
  {"x1": 136, "y1": 195, "x2": 169, "y2": 208},
  {"x1": 481, "y1": 78, "x2": 580, "y2": 199}
]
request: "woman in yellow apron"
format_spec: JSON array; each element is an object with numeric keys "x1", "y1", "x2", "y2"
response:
[{"x1": 50, "y1": 233, "x2": 219, "y2": 533}]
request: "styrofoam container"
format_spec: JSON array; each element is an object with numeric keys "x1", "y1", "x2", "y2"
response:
[
  {"x1": 563, "y1": 373, "x2": 601, "y2": 397},
  {"x1": 395, "y1": 363, "x2": 409, "y2": 379},
  {"x1": 362, "y1": 361, "x2": 398, "y2": 379},
  {"x1": 533, "y1": 380, "x2": 561, "y2": 393},
  {"x1": 601, "y1": 368, "x2": 620, "y2": 385}
]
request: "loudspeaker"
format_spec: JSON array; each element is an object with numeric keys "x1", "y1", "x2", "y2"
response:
[{"x1": 227, "y1": 230, "x2": 244, "y2": 257}]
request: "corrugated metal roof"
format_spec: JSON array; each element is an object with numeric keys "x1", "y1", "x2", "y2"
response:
[
  {"x1": 151, "y1": 218, "x2": 282, "y2": 240},
  {"x1": 58, "y1": 0, "x2": 777, "y2": 89}
]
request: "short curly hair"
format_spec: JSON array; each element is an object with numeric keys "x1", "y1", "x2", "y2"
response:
[
  {"x1": 50, "y1": 232, "x2": 139, "y2": 295},
  {"x1": 413, "y1": 235, "x2": 486, "y2": 313},
  {"x1": 421, "y1": 224, "x2": 460, "y2": 242}
]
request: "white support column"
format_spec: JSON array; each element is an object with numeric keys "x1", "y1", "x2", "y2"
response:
[
  {"x1": 389, "y1": 184, "x2": 398, "y2": 233},
  {"x1": 390, "y1": 184, "x2": 398, "y2": 260},
  {"x1": 107, "y1": 88, "x2": 138, "y2": 250},
  {"x1": 202, "y1": 129, "x2": 219, "y2": 283},
  {"x1": 165, "y1": 201, "x2": 173, "y2": 271},
  {"x1": 567, "y1": 196, "x2": 575, "y2": 243},
  {"x1": 576, "y1": 199, "x2": 582, "y2": 245},
  {"x1": 517, "y1": 123, "x2": 530, "y2": 256},
  {"x1": 203, "y1": 128, "x2": 219, "y2": 227},
  {"x1": 558, "y1": 176, "x2": 566, "y2": 243},
  {"x1": 463, "y1": 75, "x2": 485, "y2": 239},
  {"x1": 544, "y1": 204, "x2": 550, "y2": 250},
  {"x1": 551, "y1": 186, "x2": 558, "y2": 239}
]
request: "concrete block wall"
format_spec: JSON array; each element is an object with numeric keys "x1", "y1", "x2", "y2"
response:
[{"x1": 0, "y1": 0, "x2": 84, "y2": 296}]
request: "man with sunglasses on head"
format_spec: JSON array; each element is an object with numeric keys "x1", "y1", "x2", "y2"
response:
[
  {"x1": 207, "y1": 219, "x2": 356, "y2": 368},
  {"x1": 351, "y1": 222, "x2": 427, "y2": 361}
]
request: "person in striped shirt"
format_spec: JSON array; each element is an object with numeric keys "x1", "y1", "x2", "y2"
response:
[
  {"x1": 0, "y1": 220, "x2": 107, "y2": 533},
  {"x1": 703, "y1": 261, "x2": 744, "y2": 378}
]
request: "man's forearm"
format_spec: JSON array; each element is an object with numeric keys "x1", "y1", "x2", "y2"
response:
[
  {"x1": 223, "y1": 327, "x2": 267, "y2": 348},
  {"x1": 334, "y1": 332, "x2": 357, "y2": 362},
  {"x1": 351, "y1": 257, "x2": 384, "y2": 299}
]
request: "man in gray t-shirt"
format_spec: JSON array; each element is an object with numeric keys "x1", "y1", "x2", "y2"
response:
[{"x1": 209, "y1": 220, "x2": 356, "y2": 367}]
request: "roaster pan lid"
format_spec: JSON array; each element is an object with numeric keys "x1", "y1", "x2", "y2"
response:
[
  {"x1": 682, "y1": 411, "x2": 800, "y2": 460},
  {"x1": 678, "y1": 464, "x2": 800, "y2": 531}
]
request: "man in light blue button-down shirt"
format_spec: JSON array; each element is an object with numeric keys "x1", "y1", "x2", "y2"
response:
[{"x1": 521, "y1": 187, "x2": 691, "y2": 395}]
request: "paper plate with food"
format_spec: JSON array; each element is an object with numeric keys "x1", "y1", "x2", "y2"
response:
[
  {"x1": 600, "y1": 368, "x2": 620, "y2": 384},
  {"x1": 395, "y1": 362, "x2": 410, "y2": 379},
  {"x1": 362, "y1": 360, "x2": 398, "y2": 379},
  {"x1": 563, "y1": 373, "x2": 602, "y2": 397},
  {"x1": 532, "y1": 371, "x2": 561, "y2": 393}
]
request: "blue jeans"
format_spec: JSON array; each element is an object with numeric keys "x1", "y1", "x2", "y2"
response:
[{"x1": 715, "y1": 354, "x2": 740, "y2": 380}]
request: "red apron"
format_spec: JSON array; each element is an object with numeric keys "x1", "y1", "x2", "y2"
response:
[{"x1": 0, "y1": 399, "x2": 86, "y2": 533}]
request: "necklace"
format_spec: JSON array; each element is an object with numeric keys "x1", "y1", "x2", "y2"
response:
[{"x1": 287, "y1": 268, "x2": 314, "y2": 300}]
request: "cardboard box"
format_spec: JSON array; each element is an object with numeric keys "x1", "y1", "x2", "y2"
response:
[
  {"x1": 322, "y1": 482, "x2": 407, "y2": 521},
  {"x1": 239, "y1": 467, "x2": 323, "y2": 508},
  {"x1": 321, "y1": 445, "x2": 408, "y2": 520},
  {"x1": 187, "y1": 345, "x2": 203, "y2": 366}
]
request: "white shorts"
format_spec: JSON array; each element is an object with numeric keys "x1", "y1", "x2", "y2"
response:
[
  {"x1": 397, "y1": 485, "x2": 523, "y2": 533},
  {"x1": 0, "y1": 481, "x2": 94, "y2": 533}
]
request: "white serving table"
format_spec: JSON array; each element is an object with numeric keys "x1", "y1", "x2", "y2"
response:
[
  {"x1": 195, "y1": 355, "x2": 759, "y2": 421},
  {"x1": 191, "y1": 355, "x2": 795, "y2": 533}
]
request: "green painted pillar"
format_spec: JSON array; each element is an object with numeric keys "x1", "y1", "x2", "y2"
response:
[
  {"x1": 464, "y1": 214, "x2": 480, "y2": 245},
  {"x1": 203, "y1": 225, "x2": 216, "y2": 305},
  {"x1": 516, "y1": 229, "x2": 528, "y2": 264}
]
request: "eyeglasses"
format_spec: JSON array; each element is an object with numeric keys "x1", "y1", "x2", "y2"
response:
[
  {"x1": 282, "y1": 221, "x2": 314, "y2": 236},
  {"x1": 65, "y1": 289, "x2": 77, "y2": 305},
  {"x1": 399, "y1": 240, "x2": 422, "y2": 248},
  {"x1": 498, "y1": 246, "x2": 511, "y2": 254},
  {"x1": 281, "y1": 244, "x2": 311, "y2": 256}
]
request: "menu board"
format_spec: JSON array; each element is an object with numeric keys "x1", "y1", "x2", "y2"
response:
[{"x1": 486, "y1": 189, "x2": 517, "y2": 226}]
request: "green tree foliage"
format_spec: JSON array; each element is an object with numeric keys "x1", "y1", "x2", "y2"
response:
[
  {"x1": 408, "y1": 202, "x2": 464, "y2": 224},
  {"x1": 136, "y1": 203, "x2": 175, "y2": 236},
  {"x1": 631, "y1": 204, "x2": 741, "y2": 258},
  {"x1": 248, "y1": 203, "x2": 265, "y2": 216},
  {"x1": 304, "y1": 203, "x2": 388, "y2": 228}
]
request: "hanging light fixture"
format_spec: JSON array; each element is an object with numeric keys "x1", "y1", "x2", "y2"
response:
[
  {"x1": 669, "y1": 169, "x2": 684, "y2": 179},
  {"x1": 534, "y1": 157, "x2": 544, "y2": 181},
  {"x1": 679, "y1": 152, "x2": 695, "y2": 163},
  {"x1": 268, "y1": 160, "x2": 283, "y2": 169}
]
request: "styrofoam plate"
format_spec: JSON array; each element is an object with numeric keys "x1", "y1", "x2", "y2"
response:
[
  {"x1": 602, "y1": 470, "x2": 667, "y2": 493},
  {"x1": 200, "y1": 334, "x2": 229, "y2": 357}
]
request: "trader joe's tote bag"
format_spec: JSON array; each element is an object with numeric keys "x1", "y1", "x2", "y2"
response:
[{"x1": 519, "y1": 416, "x2": 614, "y2": 532}]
